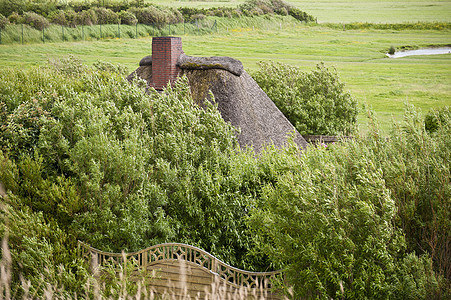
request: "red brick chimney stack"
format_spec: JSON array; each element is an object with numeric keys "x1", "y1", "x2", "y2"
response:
[{"x1": 151, "y1": 36, "x2": 183, "y2": 90}]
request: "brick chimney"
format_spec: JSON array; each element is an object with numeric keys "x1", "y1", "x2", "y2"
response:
[{"x1": 151, "y1": 37, "x2": 183, "y2": 90}]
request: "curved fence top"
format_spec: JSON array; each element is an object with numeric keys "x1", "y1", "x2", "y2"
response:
[{"x1": 78, "y1": 241, "x2": 282, "y2": 290}]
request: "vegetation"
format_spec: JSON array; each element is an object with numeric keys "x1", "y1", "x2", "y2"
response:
[
  {"x1": 0, "y1": 56, "x2": 450, "y2": 298},
  {"x1": 253, "y1": 61, "x2": 358, "y2": 136},
  {"x1": 1, "y1": 14, "x2": 448, "y2": 133},
  {"x1": 0, "y1": 0, "x2": 314, "y2": 29},
  {"x1": 425, "y1": 106, "x2": 450, "y2": 133},
  {"x1": 249, "y1": 107, "x2": 450, "y2": 298},
  {"x1": 0, "y1": 0, "x2": 450, "y2": 298}
]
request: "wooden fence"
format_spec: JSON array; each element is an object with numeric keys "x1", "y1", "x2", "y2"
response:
[{"x1": 78, "y1": 241, "x2": 283, "y2": 299}]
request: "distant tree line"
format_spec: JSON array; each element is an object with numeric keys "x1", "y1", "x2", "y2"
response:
[{"x1": 0, "y1": 0, "x2": 315, "y2": 30}]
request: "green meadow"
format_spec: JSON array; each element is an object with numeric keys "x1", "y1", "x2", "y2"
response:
[
  {"x1": 0, "y1": 1, "x2": 450, "y2": 133},
  {"x1": 151, "y1": 0, "x2": 451, "y2": 23}
]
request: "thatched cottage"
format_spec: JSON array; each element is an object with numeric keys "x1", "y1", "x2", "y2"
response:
[{"x1": 127, "y1": 36, "x2": 308, "y2": 152}]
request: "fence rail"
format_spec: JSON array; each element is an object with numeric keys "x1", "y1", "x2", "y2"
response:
[{"x1": 78, "y1": 241, "x2": 281, "y2": 293}]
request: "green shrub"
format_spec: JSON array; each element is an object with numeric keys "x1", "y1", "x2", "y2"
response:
[
  {"x1": 248, "y1": 110, "x2": 448, "y2": 298},
  {"x1": 424, "y1": 106, "x2": 450, "y2": 133},
  {"x1": 23, "y1": 11, "x2": 49, "y2": 30},
  {"x1": 253, "y1": 61, "x2": 358, "y2": 136},
  {"x1": 0, "y1": 12, "x2": 8, "y2": 29},
  {"x1": 388, "y1": 45, "x2": 396, "y2": 55},
  {"x1": 47, "y1": 9, "x2": 67, "y2": 25},
  {"x1": 0, "y1": 60, "x2": 261, "y2": 270},
  {"x1": 0, "y1": 200, "x2": 88, "y2": 298},
  {"x1": 7, "y1": 11, "x2": 23, "y2": 24},
  {"x1": 118, "y1": 10, "x2": 137, "y2": 25},
  {"x1": 289, "y1": 7, "x2": 315, "y2": 22},
  {"x1": 0, "y1": 0, "x2": 26, "y2": 17},
  {"x1": 74, "y1": 8, "x2": 97, "y2": 26},
  {"x1": 48, "y1": 9, "x2": 78, "y2": 27},
  {"x1": 128, "y1": 5, "x2": 182, "y2": 26},
  {"x1": 93, "y1": 7, "x2": 119, "y2": 24},
  {"x1": 365, "y1": 106, "x2": 450, "y2": 286},
  {"x1": 129, "y1": 6, "x2": 164, "y2": 25}
]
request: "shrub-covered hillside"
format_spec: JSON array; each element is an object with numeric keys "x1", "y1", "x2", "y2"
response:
[{"x1": 0, "y1": 58, "x2": 449, "y2": 298}]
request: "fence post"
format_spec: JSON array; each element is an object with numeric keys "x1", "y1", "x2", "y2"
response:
[
  {"x1": 100, "y1": 24, "x2": 102, "y2": 39},
  {"x1": 42, "y1": 27, "x2": 44, "y2": 43},
  {"x1": 135, "y1": 23, "x2": 137, "y2": 39},
  {"x1": 82, "y1": 25, "x2": 84, "y2": 40},
  {"x1": 184, "y1": 22, "x2": 185, "y2": 35},
  {"x1": 22, "y1": 24, "x2": 24, "y2": 44},
  {"x1": 118, "y1": 23, "x2": 120, "y2": 38},
  {"x1": 62, "y1": 25, "x2": 64, "y2": 41}
]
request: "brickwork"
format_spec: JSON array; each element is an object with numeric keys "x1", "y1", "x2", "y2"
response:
[{"x1": 151, "y1": 37, "x2": 183, "y2": 90}]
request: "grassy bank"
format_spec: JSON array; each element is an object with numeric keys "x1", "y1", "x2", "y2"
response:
[{"x1": 1, "y1": 15, "x2": 449, "y2": 133}]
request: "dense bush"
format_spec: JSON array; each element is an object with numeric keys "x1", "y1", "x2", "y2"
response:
[
  {"x1": 0, "y1": 0, "x2": 313, "y2": 29},
  {"x1": 93, "y1": 7, "x2": 119, "y2": 24},
  {"x1": 424, "y1": 106, "x2": 450, "y2": 133},
  {"x1": 118, "y1": 10, "x2": 137, "y2": 25},
  {"x1": 289, "y1": 7, "x2": 315, "y2": 22},
  {"x1": 0, "y1": 0, "x2": 26, "y2": 17},
  {"x1": 0, "y1": 59, "x2": 264, "y2": 272},
  {"x1": 128, "y1": 6, "x2": 164, "y2": 26},
  {"x1": 367, "y1": 107, "x2": 451, "y2": 283},
  {"x1": 128, "y1": 6, "x2": 183, "y2": 26},
  {"x1": 23, "y1": 11, "x2": 49, "y2": 30},
  {"x1": 74, "y1": 8, "x2": 97, "y2": 26},
  {"x1": 248, "y1": 108, "x2": 450, "y2": 298},
  {"x1": 1, "y1": 58, "x2": 448, "y2": 298},
  {"x1": 253, "y1": 61, "x2": 358, "y2": 136},
  {"x1": 47, "y1": 9, "x2": 68, "y2": 26},
  {"x1": 238, "y1": 0, "x2": 314, "y2": 22},
  {"x1": 7, "y1": 12, "x2": 23, "y2": 24},
  {"x1": 0, "y1": 12, "x2": 8, "y2": 29}
]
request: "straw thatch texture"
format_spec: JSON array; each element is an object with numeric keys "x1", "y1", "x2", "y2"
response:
[
  {"x1": 127, "y1": 55, "x2": 308, "y2": 152},
  {"x1": 181, "y1": 68, "x2": 307, "y2": 152}
]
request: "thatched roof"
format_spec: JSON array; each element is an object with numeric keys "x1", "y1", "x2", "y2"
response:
[{"x1": 127, "y1": 53, "x2": 308, "y2": 152}]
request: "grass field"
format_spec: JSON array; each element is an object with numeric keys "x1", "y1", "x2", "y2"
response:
[
  {"x1": 1, "y1": 1, "x2": 451, "y2": 133},
  {"x1": 150, "y1": 0, "x2": 451, "y2": 23}
]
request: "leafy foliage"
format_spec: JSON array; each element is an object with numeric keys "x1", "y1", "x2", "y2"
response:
[
  {"x1": 0, "y1": 12, "x2": 8, "y2": 29},
  {"x1": 248, "y1": 107, "x2": 450, "y2": 298},
  {"x1": 23, "y1": 11, "x2": 49, "y2": 30},
  {"x1": 365, "y1": 107, "x2": 451, "y2": 284},
  {"x1": 0, "y1": 58, "x2": 264, "y2": 271},
  {"x1": 253, "y1": 61, "x2": 358, "y2": 136},
  {"x1": 0, "y1": 0, "x2": 314, "y2": 29},
  {"x1": 424, "y1": 105, "x2": 450, "y2": 133},
  {"x1": 0, "y1": 57, "x2": 448, "y2": 298},
  {"x1": 0, "y1": 201, "x2": 88, "y2": 298}
]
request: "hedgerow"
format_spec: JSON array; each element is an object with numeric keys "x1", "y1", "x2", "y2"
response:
[{"x1": 0, "y1": 0, "x2": 315, "y2": 28}]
